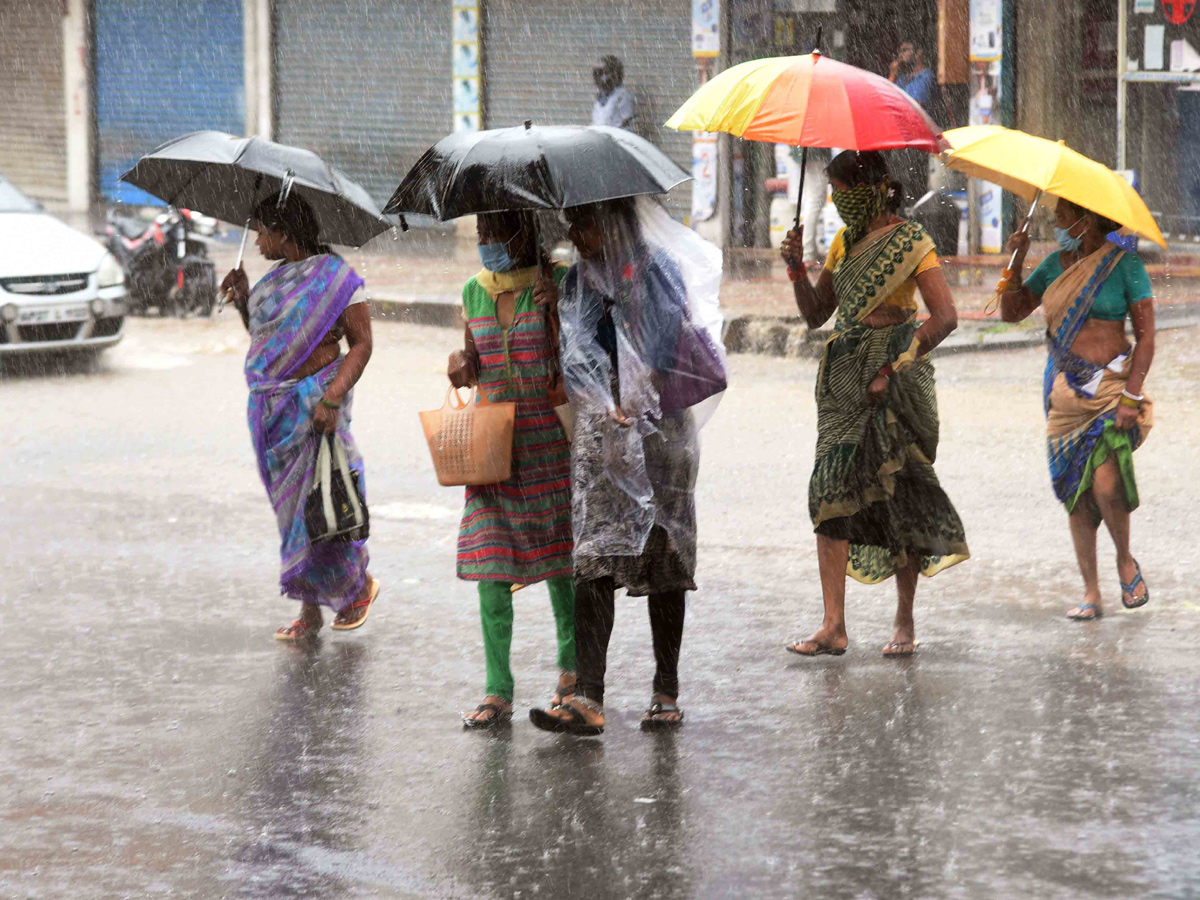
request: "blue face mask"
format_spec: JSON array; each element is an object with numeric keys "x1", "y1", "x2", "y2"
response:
[
  {"x1": 1054, "y1": 216, "x2": 1085, "y2": 253},
  {"x1": 478, "y1": 241, "x2": 517, "y2": 273}
]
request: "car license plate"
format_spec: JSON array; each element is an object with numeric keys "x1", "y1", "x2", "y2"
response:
[{"x1": 18, "y1": 305, "x2": 89, "y2": 325}]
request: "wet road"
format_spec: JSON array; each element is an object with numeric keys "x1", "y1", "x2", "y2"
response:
[{"x1": 3, "y1": 316, "x2": 1200, "y2": 899}]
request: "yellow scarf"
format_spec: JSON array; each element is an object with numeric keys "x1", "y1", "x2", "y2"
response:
[{"x1": 475, "y1": 265, "x2": 539, "y2": 299}]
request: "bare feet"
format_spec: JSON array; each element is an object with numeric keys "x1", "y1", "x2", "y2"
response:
[
  {"x1": 787, "y1": 623, "x2": 848, "y2": 656},
  {"x1": 462, "y1": 694, "x2": 513, "y2": 727},
  {"x1": 882, "y1": 623, "x2": 917, "y2": 657}
]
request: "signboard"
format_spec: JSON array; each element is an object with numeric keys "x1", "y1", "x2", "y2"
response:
[
  {"x1": 691, "y1": 133, "x2": 718, "y2": 222},
  {"x1": 1162, "y1": 0, "x2": 1197, "y2": 25},
  {"x1": 693, "y1": 0, "x2": 720, "y2": 58},
  {"x1": 969, "y1": 0, "x2": 1003, "y2": 62},
  {"x1": 452, "y1": 4, "x2": 482, "y2": 133}
]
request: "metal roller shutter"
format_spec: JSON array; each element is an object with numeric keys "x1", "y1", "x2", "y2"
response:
[
  {"x1": 0, "y1": 1, "x2": 66, "y2": 203},
  {"x1": 273, "y1": 0, "x2": 452, "y2": 212},
  {"x1": 95, "y1": 0, "x2": 245, "y2": 204},
  {"x1": 483, "y1": 0, "x2": 694, "y2": 218}
]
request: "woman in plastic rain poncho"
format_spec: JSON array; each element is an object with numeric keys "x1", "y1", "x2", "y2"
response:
[{"x1": 529, "y1": 197, "x2": 727, "y2": 737}]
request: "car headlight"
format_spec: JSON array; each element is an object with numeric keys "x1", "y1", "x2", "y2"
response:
[{"x1": 97, "y1": 252, "x2": 126, "y2": 288}]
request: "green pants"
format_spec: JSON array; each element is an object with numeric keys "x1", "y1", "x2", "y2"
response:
[{"x1": 478, "y1": 576, "x2": 575, "y2": 702}]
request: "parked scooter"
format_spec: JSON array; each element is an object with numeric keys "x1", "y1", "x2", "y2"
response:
[{"x1": 104, "y1": 207, "x2": 219, "y2": 317}]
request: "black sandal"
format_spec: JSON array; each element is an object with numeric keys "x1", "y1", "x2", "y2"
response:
[
  {"x1": 529, "y1": 699, "x2": 604, "y2": 736},
  {"x1": 640, "y1": 701, "x2": 684, "y2": 732},
  {"x1": 550, "y1": 674, "x2": 577, "y2": 708},
  {"x1": 462, "y1": 703, "x2": 512, "y2": 730}
]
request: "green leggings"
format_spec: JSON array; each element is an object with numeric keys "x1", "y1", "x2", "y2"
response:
[{"x1": 478, "y1": 576, "x2": 575, "y2": 702}]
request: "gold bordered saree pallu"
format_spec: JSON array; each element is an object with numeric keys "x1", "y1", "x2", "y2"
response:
[
  {"x1": 809, "y1": 221, "x2": 970, "y2": 584},
  {"x1": 1041, "y1": 243, "x2": 1153, "y2": 516}
]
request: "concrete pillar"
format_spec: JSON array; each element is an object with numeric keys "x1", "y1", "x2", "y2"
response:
[
  {"x1": 244, "y1": 0, "x2": 272, "y2": 139},
  {"x1": 62, "y1": 0, "x2": 90, "y2": 215}
]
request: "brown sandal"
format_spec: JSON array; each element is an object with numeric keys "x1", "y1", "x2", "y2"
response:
[{"x1": 275, "y1": 619, "x2": 320, "y2": 642}]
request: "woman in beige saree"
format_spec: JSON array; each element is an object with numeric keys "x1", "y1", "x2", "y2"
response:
[{"x1": 1002, "y1": 199, "x2": 1155, "y2": 619}]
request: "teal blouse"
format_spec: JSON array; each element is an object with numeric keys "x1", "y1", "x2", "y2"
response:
[{"x1": 1025, "y1": 250, "x2": 1153, "y2": 321}]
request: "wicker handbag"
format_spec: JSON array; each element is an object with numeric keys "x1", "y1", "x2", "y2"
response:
[{"x1": 419, "y1": 386, "x2": 516, "y2": 487}]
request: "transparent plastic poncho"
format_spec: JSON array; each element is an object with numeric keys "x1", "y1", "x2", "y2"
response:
[{"x1": 556, "y1": 196, "x2": 727, "y2": 562}]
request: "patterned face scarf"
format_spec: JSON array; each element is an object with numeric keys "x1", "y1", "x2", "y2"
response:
[{"x1": 831, "y1": 182, "x2": 887, "y2": 248}]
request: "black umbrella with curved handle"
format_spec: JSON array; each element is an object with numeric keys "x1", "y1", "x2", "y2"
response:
[{"x1": 384, "y1": 123, "x2": 690, "y2": 219}]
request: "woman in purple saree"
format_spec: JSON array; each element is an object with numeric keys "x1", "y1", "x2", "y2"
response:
[{"x1": 222, "y1": 193, "x2": 380, "y2": 641}]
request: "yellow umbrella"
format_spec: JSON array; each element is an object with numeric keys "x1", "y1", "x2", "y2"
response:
[{"x1": 941, "y1": 125, "x2": 1166, "y2": 248}]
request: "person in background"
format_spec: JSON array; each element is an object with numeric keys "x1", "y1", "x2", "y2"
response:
[
  {"x1": 448, "y1": 211, "x2": 577, "y2": 729},
  {"x1": 791, "y1": 146, "x2": 833, "y2": 268},
  {"x1": 780, "y1": 151, "x2": 967, "y2": 659},
  {"x1": 591, "y1": 55, "x2": 636, "y2": 130},
  {"x1": 889, "y1": 39, "x2": 935, "y2": 197},
  {"x1": 221, "y1": 192, "x2": 379, "y2": 642},
  {"x1": 1000, "y1": 200, "x2": 1155, "y2": 620}
]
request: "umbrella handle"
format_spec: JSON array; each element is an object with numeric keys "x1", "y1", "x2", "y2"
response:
[
  {"x1": 989, "y1": 189, "x2": 1043, "y2": 312},
  {"x1": 216, "y1": 218, "x2": 253, "y2": 314}
]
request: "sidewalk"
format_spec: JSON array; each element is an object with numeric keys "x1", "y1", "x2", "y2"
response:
[{"x1": 206, "y1": 233, "x2": 1200, "y2": 355}]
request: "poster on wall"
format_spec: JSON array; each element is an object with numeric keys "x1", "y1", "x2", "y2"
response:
[
  {"x1": 452, "y1": 4, "x2": 481, "y2": 135},
  {"x1": 969, "y1": 0, "x2": 1003, "y2": 251},
  {"x1": 692, "y1": 133, "x2": 718, "y2": 222},
  {"x1": 693, "y1": 0, "x2": 719, "y2": 58}
]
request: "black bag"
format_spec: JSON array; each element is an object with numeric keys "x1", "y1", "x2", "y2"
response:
[{"x1": 304, "y1": 433, "x2": 369, "y2": 543}]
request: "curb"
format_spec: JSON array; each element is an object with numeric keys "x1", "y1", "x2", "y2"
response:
[{"x1": 370, "y1": 298, "x2": 1200, "y2": 358}]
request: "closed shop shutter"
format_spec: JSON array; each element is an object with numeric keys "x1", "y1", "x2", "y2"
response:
[
  {"x1": 483, "y1": 0, "x2": 694, "y2": 219},
  {"x1": 273, "y1": 0, "x2": 452, "y2": 212},
  {"x1": 0, "y1": 1, "x2": 66, "y2": 203},
  {"x1": 95, "y1": 0, "x2": 244, "y2": 204}
]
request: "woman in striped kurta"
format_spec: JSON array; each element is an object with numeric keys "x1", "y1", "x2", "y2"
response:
[{"x1": 447, "y1": 211, "x2": 576, "y2": 729}]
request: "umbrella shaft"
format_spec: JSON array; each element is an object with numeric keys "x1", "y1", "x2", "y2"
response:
[
  {"x1": 235, "y1": 218, "x2": 251, "y2": 270},
  {"x1": 1006, "y1": 189, "x2": 1043, "y2": 271}
]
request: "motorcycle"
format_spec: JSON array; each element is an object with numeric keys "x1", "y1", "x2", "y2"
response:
[{"x1": 104, "y1": 207, "x2": 220, "y2": 317}]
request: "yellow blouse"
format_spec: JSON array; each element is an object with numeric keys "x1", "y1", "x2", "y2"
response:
[{"x1": 823, "y1": 226, "x2": 940, "y2": 312}]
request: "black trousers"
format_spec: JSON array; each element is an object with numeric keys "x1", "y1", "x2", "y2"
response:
[{"x1": 574, "y1": 576, "x2": 686, "y2": 705}]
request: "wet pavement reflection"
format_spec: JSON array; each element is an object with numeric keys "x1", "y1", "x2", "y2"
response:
[{"x1": 2, "y1": 319, "x2": 1200, "y2": 897}]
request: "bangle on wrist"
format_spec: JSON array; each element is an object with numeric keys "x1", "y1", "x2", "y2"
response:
[
  {"x1": 878, "y1": 364, "x2": 894, "y2": 380},
  {"x1": 1118, "y1": 395, "x2": 1141, "y2": 409},
  {"x1": 319, "y1": 398, "x2": 341, "y2": 410},
  {"x1": 1120, "y1": 388, "x2": 1144, "y2": 402}
]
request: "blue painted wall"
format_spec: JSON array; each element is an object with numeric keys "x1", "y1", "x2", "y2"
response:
[{"x1": 95, "y1": 0, "x2": 244, "y2": 204}]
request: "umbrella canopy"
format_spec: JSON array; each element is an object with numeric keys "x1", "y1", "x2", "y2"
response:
[
  {"x1": 120, "y1": 131, "x2": 391, "y2": 248},
  {"x1": 383, "y1": 123, "x2": 689, "y2": 220},
  {"x1": 665, "y1": 51, "x2": 944, "y2": 152},
  {"x1": 941, "y1": 125, "x2": 1166, "y2": 248}
]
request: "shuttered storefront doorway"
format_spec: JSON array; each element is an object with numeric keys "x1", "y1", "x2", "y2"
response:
[
  {"x1": 273, "y1": 0, "x2": 451, "y2": 214},
  {"x1": 94, "y1": 0, "x2": 244, "y2": 204},
  {"x1": 0, "y1": 2, "x2": 66, "y2": 203},
  {"x1": 483, "y1": 0, "x2": 694, "y2": 218}
]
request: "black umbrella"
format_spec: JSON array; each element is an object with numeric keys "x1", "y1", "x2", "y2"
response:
[
  {"x1": 120, "y1": 131, "x2": 392, "y2": 260},
  {"x1": 384, "y1": 123, "x2": 689, "y2": 219}
]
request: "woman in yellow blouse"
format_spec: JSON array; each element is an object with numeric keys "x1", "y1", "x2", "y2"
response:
[{"x1": 780, "y1": 150, "x2": 968, "y2": 658}]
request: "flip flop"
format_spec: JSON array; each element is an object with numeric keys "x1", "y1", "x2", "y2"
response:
[
  {"x1": 462, "y1": 703, "x2": 513, "y2": 730},
  {"x1": 331, "y1": 577, "x2": 381, "y2": 631},
  {"x1": 1067, "y1": 602, "x2": 1103, "y2": 621},
  {"x1": 1121, "y1": 560, "x2": 1150, "y2": 609},
  {"x1": 882, "y1": 640, "x2": 918, "y2": 658},
  {"x1": 786, "y1": 640, "x2": 847, "y2": 657},
  {"x1": 640, "y1": 701, "x2": 684, "y2": 732},
  {"x1": 274, "y1": 619, "x2": 320, "y2": 642},
  {"x1": 529, "y1": 701, "x2": 604, "y2": 736}
]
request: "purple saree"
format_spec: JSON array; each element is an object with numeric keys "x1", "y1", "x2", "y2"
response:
[{"x1": 245, "y1": 253, "x2": 368, "y2": 611}]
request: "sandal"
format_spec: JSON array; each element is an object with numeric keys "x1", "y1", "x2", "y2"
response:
[
  {"x1": 882, "y1": 639, "x2": 918, "y2": 658},
  {"x1": 1120, "y1": 560, "x2": 1150, "y2": 609},
  {"x1": 529, "y1": 698, "x2": 605, "y2": 736},
  {"x1": 1067, "y1": 603, "x2": 1103, "y2": 621},
  {"x1": 274, "y1": 619, "x2": 320, "y2": 642},
  {"x1": 331, "y1": 577, "x2": 381, "y2": 631},
  {"x1": 786, "y1": 639, "x2": 847, "y2": 657},
  {"x1": 640, "y1": 700, "x2": 684, "y2": 732},
  {"x1": 462, "y1": 702, "x2": 513, "y2": 730},
  {"x1": 550, "y1": 672, "x2": 577, "y2": 708}
]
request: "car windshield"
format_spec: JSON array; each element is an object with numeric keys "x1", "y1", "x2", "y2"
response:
[{"x1": 0, "y1": 178, "x2": 40, "y2": 213}]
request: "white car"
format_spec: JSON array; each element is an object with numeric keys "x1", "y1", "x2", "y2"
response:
[{"x1": 0, "y1": 176, "x2": 128, "y2": 354}]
